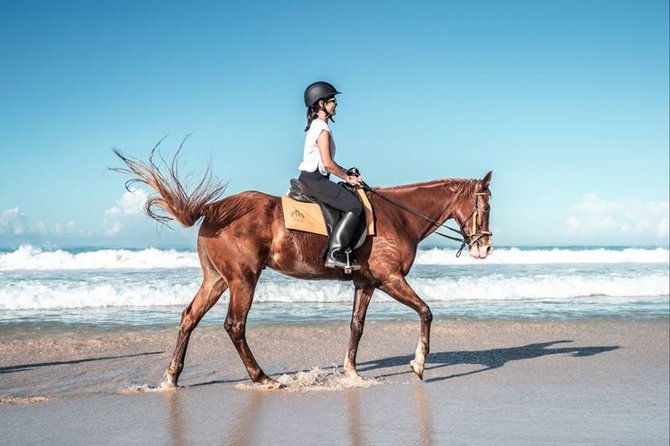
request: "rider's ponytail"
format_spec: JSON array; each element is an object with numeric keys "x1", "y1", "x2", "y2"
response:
[{"x1": 304, "y1": 104, "x2": 320, "y2": 131}]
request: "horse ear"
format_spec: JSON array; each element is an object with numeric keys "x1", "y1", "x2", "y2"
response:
[{"x1": 482, "y1": 171, "x2": 492, "y2": 188}]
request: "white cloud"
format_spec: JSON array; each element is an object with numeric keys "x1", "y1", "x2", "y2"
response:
[
  {"x1": 0, "y1": 208, "x2": 29, "y2": 235},
  {"x1": 104, "y1": 189, "x2": 148, "y2": 217},
  {"x1": 103, "y1": 189, "x2": 149, "y2": 236},
  {"x1": 52, "y1": 220, "x2": 92, "y2": 238},
  {"x1": 0, "y1": 208, "x2": 92, "y2": 239},
  {"x1": 566, "y1": 193, "x2": 669, "y2": 241},
  {"x1": 34, "y1": 221, "x2": 49, "y2": 235},
  {"x1": 1, "y1": 189, "x2": 194, "y2": 247}
]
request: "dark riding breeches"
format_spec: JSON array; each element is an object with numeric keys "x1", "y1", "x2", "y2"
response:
[{"x1": 298, "y1": 170, "x2": 363, "y2": 215}]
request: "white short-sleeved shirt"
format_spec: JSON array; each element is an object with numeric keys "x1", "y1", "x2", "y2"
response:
[{"x1": 298, "y1": 119, "x2": 336, "y2": 175}]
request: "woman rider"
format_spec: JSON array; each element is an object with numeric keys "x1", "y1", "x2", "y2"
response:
[{"x1": 298, "y1": 81, "x2": 364, "y2": 271}]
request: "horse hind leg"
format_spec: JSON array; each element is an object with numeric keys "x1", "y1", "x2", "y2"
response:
[{"x1": 162, "y1": 248, "x2": 227, "y2": 388}]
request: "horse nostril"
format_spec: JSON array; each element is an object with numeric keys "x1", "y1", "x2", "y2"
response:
[{"x1": 486, "y1": 244, "x2": 493, "y2": 255}]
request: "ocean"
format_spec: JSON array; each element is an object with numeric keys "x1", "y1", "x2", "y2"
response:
[{"x1": 0, "y1": 245, "x2": 668, "y2": 333}]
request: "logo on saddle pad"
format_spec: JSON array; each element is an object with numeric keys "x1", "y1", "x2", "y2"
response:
[{"x1": 290, "y1": 209, "x2": 306, "y2": 221}]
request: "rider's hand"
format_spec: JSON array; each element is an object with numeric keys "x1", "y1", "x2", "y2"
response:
[{"x1": 347, "y1": 175, "x2": 363, "y2": 187}]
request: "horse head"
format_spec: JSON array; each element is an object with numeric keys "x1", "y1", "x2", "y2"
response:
[{"x1": 454, "y1": 171, "x2": 493, "y2": 259}]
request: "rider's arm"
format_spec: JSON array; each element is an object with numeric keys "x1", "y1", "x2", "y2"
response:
[{"x1": 317, "y1": 130, "x2": 363, "y2": 186}]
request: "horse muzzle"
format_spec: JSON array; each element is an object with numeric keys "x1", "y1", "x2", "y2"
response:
[
  {"x1": 469, "y1": 242, "x2": 493, "y2": 259},
  {"x1": 467, "y1": 231, "x2": 493, "y2": 259}
]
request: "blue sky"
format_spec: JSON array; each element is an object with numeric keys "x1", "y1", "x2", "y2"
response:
[{"x1": 1, "y1": 0, "x2": 668, "y2": 249}]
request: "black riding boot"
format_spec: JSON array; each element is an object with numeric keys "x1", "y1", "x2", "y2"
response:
[{"x1": 325, "y1": 210, "x2": 361, "y2": 272}]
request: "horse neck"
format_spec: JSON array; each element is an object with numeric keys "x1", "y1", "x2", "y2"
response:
[{"x1": 375, "y1": 179, "x2": 475, "y2": 242}]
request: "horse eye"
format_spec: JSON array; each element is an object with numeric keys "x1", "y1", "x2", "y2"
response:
[{"x1": 484, "y1": 205, "x2": 490, "y2": 212}]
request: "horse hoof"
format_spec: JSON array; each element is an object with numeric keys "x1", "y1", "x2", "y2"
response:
[
  {"x1": 344, "y1": 370, "x2": 361, "y2": 379},
  {"x1": 259, "y1": 377, "x2": 285, "y2": 389},
  {"x1": 158, "y1": 378, "x2": 178, "y2": 390},
  {"x1": 410, "y1": 360, "x2": 424, "y2": 380}
]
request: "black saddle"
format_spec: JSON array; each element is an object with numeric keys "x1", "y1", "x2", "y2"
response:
[{"x1": 288, "y1": 178, "x2": 367, "y2": 251}]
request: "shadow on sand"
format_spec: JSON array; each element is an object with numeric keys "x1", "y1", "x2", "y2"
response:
[
  {"x1": 182, "y1": 341, "x2": 621, "y2": 388},
  {"x1": 0, "y1": 351, "x2": 164, "y2": 374},
  {"x1": 188, "y1": 340, "x2": 620, "y2": 388},
  {"x1": 357, "y1": 340, "x2": 620, "y2": 382}
]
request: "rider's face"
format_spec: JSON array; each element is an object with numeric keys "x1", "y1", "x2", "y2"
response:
[{"x1": 324, "y1": 97, "x2": 337, "y2": 116}]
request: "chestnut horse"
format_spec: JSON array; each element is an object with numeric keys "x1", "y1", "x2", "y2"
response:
[{"x1": 113, "y1": 150, "x2": 493, "y2": 387}]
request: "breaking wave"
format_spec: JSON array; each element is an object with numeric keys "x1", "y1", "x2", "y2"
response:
[
  {"x1": 1, "y1": 271, "x2": 667, "y2": 310},
  {"x1": 0, "y1": 245, "x2": 667, "y2": 272},
  {"x1": 415, "y1": 247, "x2": 669, "y2": 265},
  {"x1": 0, "y1": 245, "x2": 198, "y2": 271}
]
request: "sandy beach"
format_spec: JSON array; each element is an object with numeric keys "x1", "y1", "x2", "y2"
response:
[{"x1": 1, "y1": 318, "x2": 668, "y2": 445}]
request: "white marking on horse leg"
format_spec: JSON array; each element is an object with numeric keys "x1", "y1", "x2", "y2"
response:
[
  {"x1": 410, "y1": 341, "x2": 426, "y2": 380},
  {"x1": 159, "y1": 372, "x2": 177, "y2": 389},
  {"x1": 343, "y1": 355, "x2": 361, "y2": 378}
]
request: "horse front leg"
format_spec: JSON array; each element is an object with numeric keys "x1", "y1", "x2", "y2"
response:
[
  {"x1": 343, "y1": 285, "x2": 375, "y2": 379},
  {"x1": 378, "y1": 275, "x2": 433, "y2": 380},
  {"x1": 162, "y1": 277, "x2": 227, "y2": 388},
  {"x1": 224, "y1": 279, "x2": 280, "y2": 387}
]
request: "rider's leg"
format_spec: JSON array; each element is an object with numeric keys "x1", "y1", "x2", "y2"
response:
[
  {"x1": 325, "y1": 207, "x2": 362, "y2": 270},
  {"x1": 298, "y1": 171, "x2": 364, "y2": 271}
]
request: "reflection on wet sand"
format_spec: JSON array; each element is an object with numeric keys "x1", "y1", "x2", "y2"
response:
[
  {"x1": 164, "y1": 382, "x2": 434, "y2": 445},
  {"x1": 345, "y1": 382, "x2": 435, "y2": 445},
  {"x1": 414, "y1": 384, "x2": 435, "y2": 446},
  {"x1": 346, "y1": 388, "x2": 367, "y2": 445},
  {"x1": 165, "y1": 387, "x2": 265, "y2": 445},
  {"x1": 163, "y1": 383, "x2": 435, "y2": 446},
  {"x1": 164, "y1": 390, "x2": 186, "y2": 446},
  {"x1": 222, "y1": 390, "x2": 263, "y2": 446}
]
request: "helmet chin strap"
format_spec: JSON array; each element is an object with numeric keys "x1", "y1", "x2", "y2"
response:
[{"x1": 318, "y1": 102, "x2": 334, "y2": 122}]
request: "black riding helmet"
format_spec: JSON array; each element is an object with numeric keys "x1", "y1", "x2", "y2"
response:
[{"x1": 304, "y1": 81, "x2": 341, "y2": 107}]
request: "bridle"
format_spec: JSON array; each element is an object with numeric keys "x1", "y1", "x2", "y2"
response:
[
  {"x1": 461, "y1": 192, "x2": 493, "y2": 255},
  {"x1": 361, "y1": 183, "x2": 492, "y2": 257}
]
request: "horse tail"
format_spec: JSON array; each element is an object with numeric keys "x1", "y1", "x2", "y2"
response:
[{"x1": 111, "y1": 143, "x2": 226, "y2": 228}]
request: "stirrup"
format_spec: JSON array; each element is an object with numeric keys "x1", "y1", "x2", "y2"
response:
[
  {"x1": 343, "y1": 248, "x2": 361, "y2": 274},
  {"x1": 324, "y1": 248, "x2": 361, "y2": 274}
]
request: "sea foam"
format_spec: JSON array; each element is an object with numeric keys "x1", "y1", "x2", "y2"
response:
[
  {"x1": 0, "y1": 245, "x2": 198, "y2": 271},
  {"x1": 0, "y1": 245, "x2": 667, "y2": 272},
  {"x1": 415, "y1": 247, "x2": 669, "y2": 265},
  {"x1": 1, "y1": 271, "x2": 667, "y2": 310}
]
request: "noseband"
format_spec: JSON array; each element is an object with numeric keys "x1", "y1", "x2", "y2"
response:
[{"x1": 361, "y1": 184, "x2": 492, "y2": 257}]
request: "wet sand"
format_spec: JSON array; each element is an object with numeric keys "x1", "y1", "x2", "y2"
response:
[{"x1": 1, "y1": 319, "x2": 668, "y2": 445}]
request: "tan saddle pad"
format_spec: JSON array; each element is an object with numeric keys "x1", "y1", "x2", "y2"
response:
[{"x1": 281, "y1": 189, "x2": 375, "y2": 237}]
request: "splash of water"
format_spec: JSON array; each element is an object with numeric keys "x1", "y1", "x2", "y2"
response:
[{"x1": 235, "y1": 367, "x2": 382, "y2": 392}]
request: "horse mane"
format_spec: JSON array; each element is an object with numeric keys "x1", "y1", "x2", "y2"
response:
[{"x1": 375, "y1": 177, "x2": 478, "y2": 192}]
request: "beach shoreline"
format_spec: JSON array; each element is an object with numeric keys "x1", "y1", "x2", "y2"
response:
[{"x1": 1, "y1": 318, "x2": 668, "y2": 444}]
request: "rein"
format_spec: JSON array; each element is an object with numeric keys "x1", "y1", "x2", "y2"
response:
[{"x1": 361, "y1": 183, "x2": 491, "y2": 257}]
